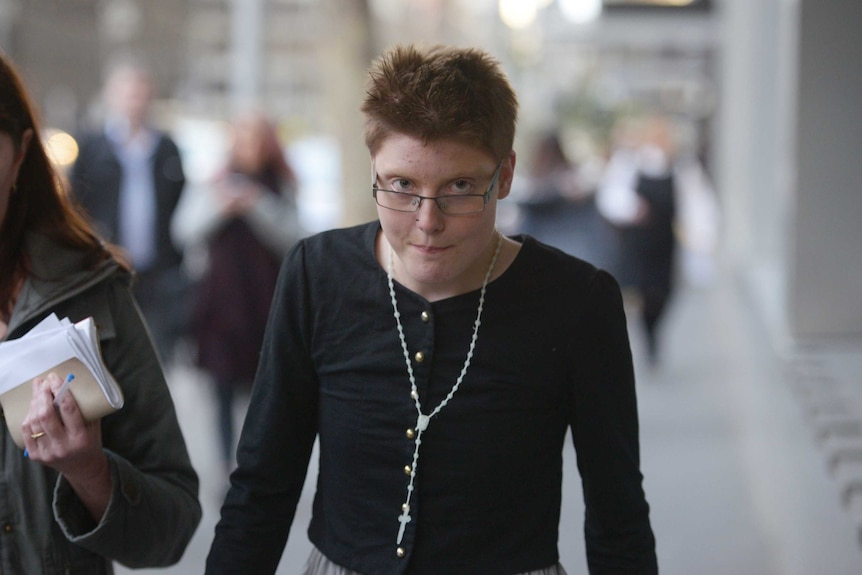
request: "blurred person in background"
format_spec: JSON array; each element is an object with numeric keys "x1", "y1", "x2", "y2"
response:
[
  {"x1": 69, "y1": 55, "x2": 189, "y2": 367},
  {"x1": 206, "y1": 44, "x2": 656, "y2": 575},
  {"x1": 171, "y1": 110, "x2": 304, "y2": 475},
  {"x1": 0, "y1": 51, "x2": 200, "y2": 574},
  {"x1": 515, "y1": 131, "x2": 617, "y2": 270},
  {"x1": 597, "y1": 114, "x2": 720, "y2": 366}
]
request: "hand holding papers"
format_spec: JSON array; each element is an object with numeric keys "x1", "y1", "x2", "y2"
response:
[{"x1": 0, "y1": 313, "x2": 124, "y2": 449}]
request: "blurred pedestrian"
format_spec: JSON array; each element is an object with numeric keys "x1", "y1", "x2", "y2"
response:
[
  {"x1": 515, "y1": 131, "x2": 617, "y2": 269},
  {"x1": 172, "y1": 110, "x2": 304, "y2": 474},
  {"x1": 0, "y1": 51, "x2": 200, "y2": 573},
  {"x1": 597, "y1": 114, "x2": 720, "y2": 365},
  {"x1": 69, "y1": 55, "x2": 189, "y2": 367},
  {"x1": 206, "y1": 44, "x2": 656, "y2": 575}
]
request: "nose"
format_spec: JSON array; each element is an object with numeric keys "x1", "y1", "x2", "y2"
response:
[{"x1": 414, "y1": 196, "x2": 445, "y2": 232}]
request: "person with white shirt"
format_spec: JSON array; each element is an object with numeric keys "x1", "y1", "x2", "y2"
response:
[
  {"x1": 70, "y1": 57, "x2": 188, "y2": 367},
  {"x1": 597, "y1": 115, "x2": 720, "y2": 365}
]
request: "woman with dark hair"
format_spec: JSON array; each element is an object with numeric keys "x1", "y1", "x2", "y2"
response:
[
  {"x1": 0, "y1": 52, "x2": 200, "y2": 573},
  {"x1": 172, "y1": 110, "x2": 304, "y2": 474}
]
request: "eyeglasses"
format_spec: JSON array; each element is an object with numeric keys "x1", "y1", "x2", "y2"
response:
[{"x1": 372, "y1": 161, "x2": 503, "y2": 216}]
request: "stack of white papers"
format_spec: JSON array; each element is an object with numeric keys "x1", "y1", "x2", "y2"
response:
[{"x1": 0, "y1": 313, "x2": 124, "y2": 448}]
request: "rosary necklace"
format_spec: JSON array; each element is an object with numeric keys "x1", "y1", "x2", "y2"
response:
[{"x1": 387, "y1": 231, "x2": 503, "y2": 548}]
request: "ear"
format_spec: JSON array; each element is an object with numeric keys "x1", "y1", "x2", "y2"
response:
[{"x1": 495, "y1": 150, "x2": 517, "y2": 200}]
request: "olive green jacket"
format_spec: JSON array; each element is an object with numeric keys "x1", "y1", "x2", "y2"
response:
[{"x1": 1, "y1": 234, "x2": 201, "y2": 574}]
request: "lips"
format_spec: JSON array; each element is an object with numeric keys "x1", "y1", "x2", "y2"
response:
[{"x1": 413, "y1": 244, "x2": 449, "y2": 255}]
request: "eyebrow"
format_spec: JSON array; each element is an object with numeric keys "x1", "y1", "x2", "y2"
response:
[{"x1": 371, "y1": 159, "x2": 497, "y2": 187}]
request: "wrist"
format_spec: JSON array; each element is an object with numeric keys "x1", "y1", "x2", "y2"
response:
[{"x1": 63, "y1": 452, "x2": 112, "y2": 522}]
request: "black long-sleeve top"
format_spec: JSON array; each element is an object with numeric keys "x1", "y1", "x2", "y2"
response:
[{"x1": 207, "y1": 221, "x2": 657, "y2": 575}]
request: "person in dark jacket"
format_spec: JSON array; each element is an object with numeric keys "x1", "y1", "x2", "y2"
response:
[
  {"x1": 69, "y1": 56, "x2": 188, "y2": 366},
  {"x1": 597, "y1": 115, "x2": 719, "y2": 366},
  {"x1": 0, "y1": 51, "x2": 200, "y2": 574},
  {"x1": 206, "y1": 44, "x2": 657, "y2": 575}
]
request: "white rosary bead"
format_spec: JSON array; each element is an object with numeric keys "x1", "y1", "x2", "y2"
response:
[{"x1": 387, "y1": 231, "x2": 503, "y2": 547}]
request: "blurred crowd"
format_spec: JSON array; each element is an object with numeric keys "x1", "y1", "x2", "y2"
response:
[
  {"x1": 66, "y1": 58, "x2": 310, "y2": 476},
  {"x1": 506, "y1": 114, "x2": 720, "y2": 366},
  {"x1": 61, "y1": 57, "x2": 723, "y2": 460},
  {"x1": 49, "y1": 55, "x2": 723, "y2": 473}
]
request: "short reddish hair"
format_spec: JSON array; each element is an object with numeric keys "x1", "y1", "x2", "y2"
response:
[{"x1": 361, "y1": 44, "x2": 518, "y2": 161}]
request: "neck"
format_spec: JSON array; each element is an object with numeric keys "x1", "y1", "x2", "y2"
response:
[
  {"x1": 106, "y1": 115, "x2": 148, "y2": 144},
  {"x1": 384, "y1": 231, "x2": 506, "y2": 302}
]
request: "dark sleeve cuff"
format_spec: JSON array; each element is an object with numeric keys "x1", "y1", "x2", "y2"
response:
[{"x1": 52, "y1": 450, "x2": 124, "y2": 542}]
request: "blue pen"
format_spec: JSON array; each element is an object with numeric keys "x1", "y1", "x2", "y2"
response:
[{"x1": 53, "y1": 373, "x2": 75, "y2": 407}]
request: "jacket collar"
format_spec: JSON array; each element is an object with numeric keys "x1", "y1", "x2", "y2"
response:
[{"x1": 6, "y1": 233, "x2": 121, "y2": 337}]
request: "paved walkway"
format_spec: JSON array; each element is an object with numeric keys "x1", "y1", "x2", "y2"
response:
[{"x1": 115, "y1": 265, "x2": 862, "y2": 574}]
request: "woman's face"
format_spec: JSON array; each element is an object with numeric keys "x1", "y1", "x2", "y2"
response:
[
  {"x1": 0, "y1": 130, "x2": 30, "y2": 230},
  {"x1": 373, "y1": 133, "x2": 515, "y2": 301},
  {"x1": 231, "y1": 116, "x2": 269, "y2": 173}
]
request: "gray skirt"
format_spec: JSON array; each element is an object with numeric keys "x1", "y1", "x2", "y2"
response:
[{"x1": 302, "y1": 546, "x2": 569, "y2": 575}]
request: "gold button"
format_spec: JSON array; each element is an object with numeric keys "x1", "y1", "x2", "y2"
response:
[
  {"x1": 402, "y1": 503, "x2": 410, "y2": 512},
  {"x1": 396, "y1": 547, "x2": 406, "y2": 558},
  {"x1": 421, "y1": 311, "x2": 430, "y2": 323},
  {"x1": 414, "y1": 351, "x2": 425, "y2": 363},
  {"x1": 406, "y1": 428, "x2": 415, "y2": 439},
  {"x1": 403, "y1": 465, "x2": 412, "y2": 476},
  {"x1": 3, "y1": 523, "x2": 12, "y2": 533}
]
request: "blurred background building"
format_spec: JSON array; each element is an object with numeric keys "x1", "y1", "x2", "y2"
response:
[
  {"x1": 2, "y1": 1, "x2": 861, "y2": 573},
  {"x1": 6, "y1": 0, "x2": 858, "y2": 342}
]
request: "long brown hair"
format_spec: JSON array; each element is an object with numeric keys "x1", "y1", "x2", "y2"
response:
[{"x1": 0, "y1": 52, "x2": 128, "y2": 319}]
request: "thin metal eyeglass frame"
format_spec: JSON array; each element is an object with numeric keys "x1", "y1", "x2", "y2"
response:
[{"x1": 372, "y1": 160, "x2": 503, "y2": 215}]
